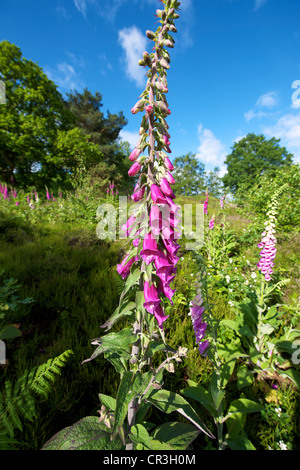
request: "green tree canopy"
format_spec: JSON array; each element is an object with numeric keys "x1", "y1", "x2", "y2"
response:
[
  {"x1": 0, "y1": 40, "x2": 73, "y2": 188},
  {"x1": 172, "y1": 153, "x2": 206, "y2": 196},
  {"x1": 222, "y1": 133, "x2": 293, "y2": 194},
  {"x1": 65, "y1": 88, "x2": 127, "y2": 165}
]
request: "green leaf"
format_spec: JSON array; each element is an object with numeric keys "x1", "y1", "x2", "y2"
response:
[
  {"x1": 98, "y1": 394, "x2": 116, "y2": 412},
  {"x1": 280, "y1": 369, "x2": 300, "y2": 389},
  {"x1": 144, "y1": 341, "x2": 177, "y2": 361},
  {"x1": 226, "y1": 431, "x2": 256, "y2": 450},
  {"x1": 224, "y1": 399, "x2": 264, "y2": 421},
  {"x1": 181, "y1": 385, "x2": 217, "y2": 417},
  {"x1": 0, "y1": 325, "x2": 22, "y2": 340},
  {"x1": 82, "y1": 327, "x2": 137, "y2": 363},
  {"x1": 113, "y1": 371, "x2": 147, "y2": 436},
  {"x1": 100, "y1": 301, "x2": 136, "y2": 331},
  {"x1": 41, "y1": 416, "x2": 123, "y2": 450},
  {"x1": 152, "y1": 422, "x2": 200, "y2": 450},
  {"x1": 129, "y1": 424, "x2": 152, "y2": 450},
  {"x1": 236, "y1": 365, "x2": 254, "y2": 390},
  {"x1": 147, "y1": 389, "x2": 214, "y2": 438}
]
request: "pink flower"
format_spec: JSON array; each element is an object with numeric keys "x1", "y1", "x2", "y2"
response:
[
  {"x1": 203, "y1": 191, "x2": 209, "y2": 214},
  {"x1": 131, "y1": 185, "x2": 145, "y2": 202},
  {"x1": 128, "y1": 162, "x2": 142, "y2": 177},
  {"x1": 140, "y1": 232, "x2": 160, "y2": 265},
  {"x1": 117, "y1": 254, "x2": 136, "y2": 279},
  {"x1": 209, "y1": 216, "x2": 215, "y2": 230},
  {"x1": 143, "y1": 281, "x2": 161, "y2": 314},
  {"x1": 151, "y1": 185, "x2": 167, "y2": 204},
  {"x1": 164, "y1": 158, "x2": 174, "y2": 171},
  {"x1": 145, "y1": 104, "x2": 153, "y2": 114},
  {"x1": 189, "y1": 290, "x2": 209, "y2": 355},
  {"x1": 160, "y1": 178, "x2": 174, "y2": 198},
  {"x1": 152, "y1": 303, "x2": 169, "y2": 328},
  {"x1": 129, "y1": 147, "x2": 142, "y2": 162},
  {"x1": 165, "y1": 172, "x2": 175, "y2": 185}
]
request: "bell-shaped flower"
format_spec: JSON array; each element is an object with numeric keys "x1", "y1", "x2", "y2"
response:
[
  {"x1": 140, "y1": 232, "x2": 160, "y2": 265},
  {"x1": 143, "y1": 281, "x2": 161, "y2": 314}
]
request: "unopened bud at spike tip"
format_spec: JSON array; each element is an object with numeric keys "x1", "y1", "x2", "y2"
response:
[{"x1": 146, "y1": 30, "x2": 156, "y2": 40}]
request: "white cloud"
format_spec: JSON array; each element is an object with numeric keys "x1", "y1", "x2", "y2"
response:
[
  {"x1": 196, "y1": 124, "x2": 227, "y2": 167},
  {"x1": 56, "y1": 6, "x2": 71, "y2": 20},
  {"x1": 263, "y1": 114, "x2": 300, "y2": 163},
  {"x1": 118, "y1": 26, "x2": 148, "y2": 87},
  {"x1": 245, "y1": 91, "x2": 279, "y2": 121},
  {"x1": 254, "y1": 0, "x2": 267, "y2": 11},
  {"x1": 45, "y1": 62, "x2": 84, "y2": 91},
  {"x1": 119, "y1": 130, "x2": 140, "y2": 149},
  {"x1": 74, "y1": 0, "x2": 87, "y2": 17},
  {"x1": 256, "y1": 91, "x2": 278, "y2": 108}
]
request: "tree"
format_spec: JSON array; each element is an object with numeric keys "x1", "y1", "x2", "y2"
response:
[
  {"x1": 205, "y1": 166, "x2": 223, "y2": 197},
  {"x1": 65, "y1": 89, "x2": 127, "y2": 166},
  {"x1": 223, "y1": 133, "x2": 293, "y2": 194},
  {"x1": 0, "y1": 41, "x2": 73, "y2": 188},
  {"x1": 172, "y1": 153, "x2": 206, "y2": 196}
]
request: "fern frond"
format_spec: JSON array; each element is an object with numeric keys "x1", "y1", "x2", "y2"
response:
[{"x1": 0, "y1": 349, "x2": 73, "y2": 439}]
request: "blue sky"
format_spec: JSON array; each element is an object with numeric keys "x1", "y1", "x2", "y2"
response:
[{"x1": 1, "y1": 0, "x2": 300, "y2": 175}]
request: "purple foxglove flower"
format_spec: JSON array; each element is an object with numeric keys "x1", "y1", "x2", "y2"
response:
[
  {"x1": 150, "y1": 204, "x2": 162, "y2": 236},
  {"x1": 151, "y1": 184, "x2": 167, "y2": 205},
  {"x1": 143, "y1": 281, "x2": 161, "y2": 314},
  {"x1": 160, "y1": 178, "x2": 174, "y2": 197},
  {"x1": 121, "y1": 215, "x2": 136, "y2": 237},
  {"x1": 165, "y1": 172, "x2": 175, "y2": 185},
  {"x1": 158, "y1": 279, "x2": 175, "y2": 304},
  {"x1": 128, "y1": 162, "x2": 142, "y2": 177},
  {"x1": 164, "y1": 157, "x2": 174, "y2": 171},
  {"x1": 140, "y1": 232, "x2": 160, "y2": 265},
  {"x1": 162, "y1": 237, "x2": 180, "y2": 258},
  {"x1": 198, "y1": 340, "x2": 209, "y2": 355},
  {"x1": 203, "y1": 191, "x2": 209, "y2": 214},
  {"x1": 117, "y1": 254, "x2": 136, "y2": 279},
  {"x1": 154, "y1": 251, "x2": 173, "y2": 275},
  {"x1": 152, "y1": 303, "x2": 169, "y2": 329},
  {"x1": 129, "y1": 147, "x2": 142, "y2": 162},
  {"x1": 209, "y1": 216, "x2": 215, "y2": 230},
  {"x1": 131, "y1": 186, "x2": 145, "y2": 202},
  {"x1": 15, "y1": 201, "x2": 19, "y2": 206}
]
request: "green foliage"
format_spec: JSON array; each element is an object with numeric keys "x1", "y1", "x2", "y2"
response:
[
  {"x1": 223, "y1": 133, "x2": 293, "y2": 194},
  {"x1": 0, "y1": 350, "x2": 73, "y2": 445},
  {"x1": 173, "y1": 153, "x2": 206, "y2": 196},
  {"x1": 0, "y1": 40, "x2": 73, "y2": 189},
  {"x1": 0, "y1": 271, "x2": 34, "y2": 340},
  {"x1": 235, "y1": 164, "x2": 300, "y2": 232},
  {"x1": 41, "y1": 416, "x2": 124, "y2": 450}
]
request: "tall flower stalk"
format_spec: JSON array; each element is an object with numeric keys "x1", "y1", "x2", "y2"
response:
[{"x1": 78, "y1": 0, "x2": 214, "y2": 451}]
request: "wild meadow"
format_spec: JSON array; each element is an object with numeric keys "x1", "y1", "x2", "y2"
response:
[{"x1": 1, "y1": 0, "x2": 300, "y2": 452}]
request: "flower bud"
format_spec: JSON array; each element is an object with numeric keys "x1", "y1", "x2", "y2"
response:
[
  {"x1": 138, "y1": 59, "x2": 146, "y2": 66},
  {"x1": 164, "y1": 39, "x2": 174, "y2": 48},
  {"x1": 146, "y1": 30, "x2": 156, "y2": 40},
  {"x1": 137, "y1": 155, "x2": 146, "y2": 165},
  {"x1": 128, "y1": 162, "x2": 142, "y2": 177},
  {"x1": 160, "y1": 58, "x2": 170, "y2": 69},
  {"x1": 145, "y1": 104, "x2": 154, "y2": 114},
  {"x1": 129, "y1": 147, "x2": 142, "y2": 162},
  {"x1": 131, "y1": 99, "x2": 145, "y2": 114},
  {"x1": 156, "y1": 100, "x2": 171, "y2": 115},
  {"x1": 143, "y1": 51, "x2": 152, "y2": 66}
]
